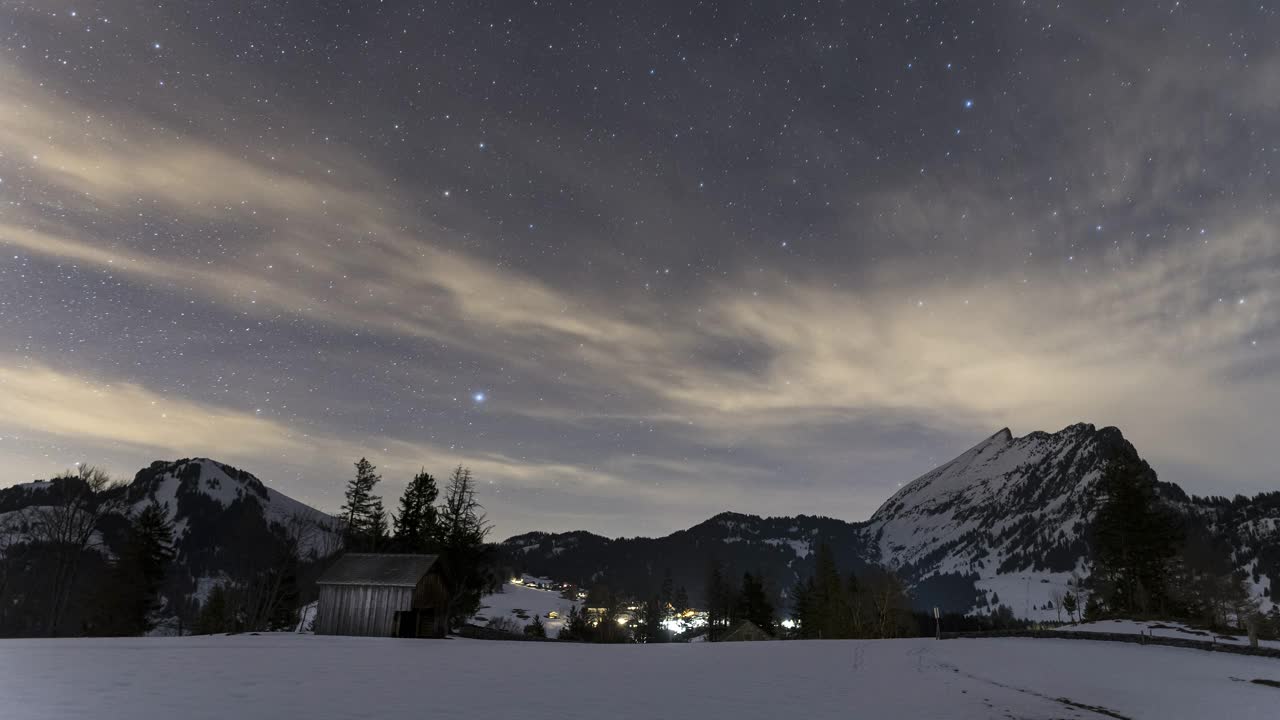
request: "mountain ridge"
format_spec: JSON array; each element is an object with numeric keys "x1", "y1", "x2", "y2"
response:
[
  {"x1": 2, "y1": 423, "x2": 1276, "y2": 627},
  {"x1": 501, "y1": 422, "x2": 1279, "y2": 619}
]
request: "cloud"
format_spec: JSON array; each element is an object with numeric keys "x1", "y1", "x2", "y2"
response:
[
  {"x1": 0, "y1": 362, "x2": 299, "y2": 456},
  {"x1": 3, "y1": 7, "x2": 1280, "y2": 542}
]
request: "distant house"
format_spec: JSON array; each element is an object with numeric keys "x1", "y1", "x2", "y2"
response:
[
  {"x1": 720, "y1": 620, "x2": 774, "y2": 642},
  {"x1": 314, "y1": 554, "x2": 449, "y2": 638}
]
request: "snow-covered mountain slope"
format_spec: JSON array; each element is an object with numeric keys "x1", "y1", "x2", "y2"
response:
[
  {"x1": 860, "y1": 423, "x2": 1129, "y2": 617},
  {"x1": 506, "y1": 423, "x2": 1279, "y2": 619},
  {"x1": 124, "y1": 458, "x2": 340, "y2": 558},
  {"x1": 502, "y1": 513, "x2": 874, "y2": 611},
  {"x1": 862, "y1": 423, "x2": 1279, "y2": 618},
  {"x1": 867, "y1": 424, "x2": 1120, "y2": 573},
  {"x1": 473, "y1": 582, "x2": 579, "y2": 638},
  {"x1": 0, "y1": 458, "x2": 343, "y2": 633}
]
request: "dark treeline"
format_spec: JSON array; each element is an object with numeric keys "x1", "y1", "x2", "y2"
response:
[
  {"x1": 329, "y1": 459, "x2": 500, "y2": 629},
  {"x1": 4, "y1": 453, "x2": 1276, "y2": 642},
  {"x1": 0, "y1": 458, "x2": 501, "y2": 638},
  {"x1": 790, "y1": 543, "x2": 915, "y2": 640},
  {"x1": 1082, "y1": 457, "x2": 1279, "y2": 638},
  {"x1": 0, "y1": 466, "x2": 180, "y2": 637}
]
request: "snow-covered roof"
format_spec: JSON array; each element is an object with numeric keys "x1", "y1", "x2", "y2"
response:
[{"x1": 317, "y1": 553, "x2": 439, "y2": 588}]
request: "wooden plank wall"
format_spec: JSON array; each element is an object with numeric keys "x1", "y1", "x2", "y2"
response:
[{"x1": 315, "y1": 585, "x2": 414, "y2": 636}]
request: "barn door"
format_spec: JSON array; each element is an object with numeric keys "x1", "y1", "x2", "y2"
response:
[
  {"x1": 395, "y1": 610, "x2": 419, "y2": 638},
  {"x1": 417, "y1": 608, "x2": 436, "y2": 638}
]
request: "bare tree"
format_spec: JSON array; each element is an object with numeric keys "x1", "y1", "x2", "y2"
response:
[
  {"x1": 24, "y1": 466, "x2": 125, "y2": 635},
  {"x1": 0, "y1": 512, "x2": 30, "y2": 617},
  {"x1": 1049, "y1": 588, "x2": 1065, "y2": 623},
  {"x1": 245, "y1": 513, "x2": 316, "y2": 631}
]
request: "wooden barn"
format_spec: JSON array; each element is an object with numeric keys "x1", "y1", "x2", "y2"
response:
[
  {"x1": 314, "y1": 553, "x2": 449, "y2": 638},
  {"x1": 720, "y1": 620, "x2": 774, "y2": 642}
]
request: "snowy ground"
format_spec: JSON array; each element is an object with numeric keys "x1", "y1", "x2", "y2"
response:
[
  {"x1": 3, "y1": 634, "x2": 1278, "y2": 719},
  {"x1": 472, "y1": 582, "x2": 578, "y2": 637},
  {"x1": 1061, "y1": 618, "x2": 1280, "y2": 650}
]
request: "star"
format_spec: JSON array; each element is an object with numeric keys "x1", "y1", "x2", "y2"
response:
[{"x1": 473, "y1": 392, "x2": 486, "y2": 404}]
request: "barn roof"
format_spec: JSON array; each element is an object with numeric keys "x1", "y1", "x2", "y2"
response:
[{"x1": 316, "y1": 553, "x2": 439, "y2": 588}]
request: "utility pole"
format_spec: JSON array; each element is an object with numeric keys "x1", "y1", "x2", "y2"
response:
[{"x1": 934, "y1": 606, "x2": 941, "y2": 640}]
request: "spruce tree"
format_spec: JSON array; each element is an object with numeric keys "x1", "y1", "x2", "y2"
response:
[
  {"x1": 100, "y1": 502, "x2": 175, "y2": 635},
  {"x1": 525, "y1": 613, "x2": 546, "y2": 638},
  {"x1": 674, "y1": 586, "x2": 689, "y2": 613},
  {"x1": 811, "y1": 543, "x2": 853, "y2": 638},
  {"x1": 705, "y1": 562, "x2": 734, "y2": 640},
  {"x1": 134, "y1": 503, "x2": 175, "y2": 607},
  {"x1": 368, "y1": 501, "x2": 389, "y2": 552},
  {"x1": 340, "y1": 458, "x2": 382, "y2": 551},
  {"x1": 1089, "y1": 456, "x2": 1182, "y2": 615},
  {"x1": 394, "y1": 469, "x2": 440, "y2": 553},
  {"x1": 791, "y1": 575, "x2": 815, "y2": 637},
  {"x1": 1062, "y1": 591, "x2": 1079, "y2": 623},
  {"x1": 196, "y1": 585, "x2": 231, "y2": 635},
  {"x1": 736, "y1": 572, "x2": 774, "y2": 634},
  {"x1": 436, "y1": 466, "x2": 494, "y2": 628}
]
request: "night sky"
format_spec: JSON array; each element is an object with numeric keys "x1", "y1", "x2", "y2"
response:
[{"x1": 1, "y1": 1, "x2": 1277, "y2": 538}]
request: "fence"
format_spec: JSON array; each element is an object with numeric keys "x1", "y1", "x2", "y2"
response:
[{"x1": 940, "y1": 628, "x2": 1280, "y2": 659}]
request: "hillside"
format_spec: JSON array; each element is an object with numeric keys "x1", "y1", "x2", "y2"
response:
[
  {"x1": 0, "y1": 459, "x2": 341, "y2": 636},
  {"x1": 2, "y1": 423, "x2": 1276, "y2": 632},
  {"x1": 505, "y1": 424, "x2": 1280, "y2": 618}
]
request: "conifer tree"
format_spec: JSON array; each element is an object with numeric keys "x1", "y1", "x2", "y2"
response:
[
  {"x1": 100, "y1": 502, "x2": 175, "y2": 635},
  {"x1": 634, "y1": 595, "x2": 666, "y2": 643},
  {"x1": 674, "y1": 586, "x2": 689, "y2": 613},
  {"x1": 436, "y1": 466, "x2": 494, "y2": 628},
  {"x1": 736, "y1": 572, "x2": 774, "y2": 634},
  {"x1": 525, "y1": 613, "x2": 546, "y2": 638},
  {"x1": 340, "y1": 458, "x2": 382, "y2": 551},
  {"x1": 705, "y1": 562, "x2": 734, "y2": 640},
  {"x1": 368, "y1": 501, "x2": 389, "y2": 552},
  {"x1": 393, "y1": 469, "x2": 440, "y2": 553},
  {"x1": 196, "y1": 585, "x2": 232, "y2": 635},
  {"x1": 1089, "y1": 456, "x2": 1182, "y2": 615},
  {"x1": 810, "y1": 543, "x2": 853, "y2": 638},
  {"x1": 1062, "y1": 591, "x2": 1079, "y2": 623},
  {"x1": 560, "y1": 605, "x2": 591, "y2": 642},
  {"x1": 133, "y1": 503, "x2": 175, "y2": 605},
  {"x1": 791, "y1": 575, "x2": 815, "y2": 637}
]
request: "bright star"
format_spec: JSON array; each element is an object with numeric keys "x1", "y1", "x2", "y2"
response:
[
  {"x1": 473, "y1": 392, "x2": 486, "y2": 403},
  {"x1": 963, "y1": 99, "x2": 974, "y2": 109}
]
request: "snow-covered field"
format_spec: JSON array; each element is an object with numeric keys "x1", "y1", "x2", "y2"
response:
[
  {"x1": 472, "y1": 582, "x2": 578, "y2": 637},
  {"x1": 1062, "y1": 618, "x2": 1280, "y2": 650},
  {"x1": 2, "y1": 634, "x2": 1277, "y2": 719}
]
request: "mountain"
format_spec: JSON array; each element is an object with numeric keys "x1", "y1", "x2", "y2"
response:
[
  {"x1": 2, "y1": 424, "x2": 1276, "y2": 633},
  {"x1": 503, "y1": 514, "x2": 878, "y2": 612},
  {"x1": 124, "y1": 458, "x2": 340, "y2": 561},
  {"x1": 503, "y1": 423, "x2": 1279, "y2": 619},
  {"x1": 0, "y1": 458, "x2": 340, "y2": 636},
  {"x1": 861, "y1": 423, "x2": 1133, "y2": 616}
]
